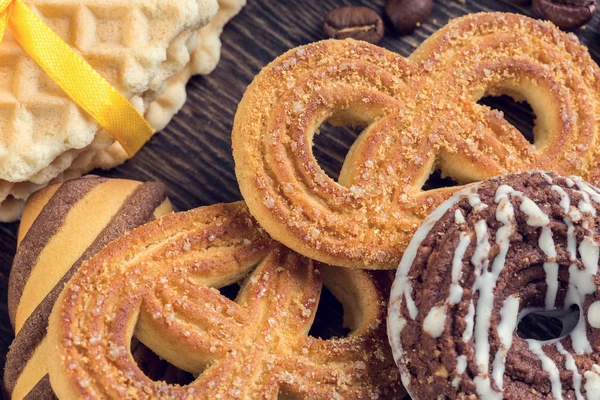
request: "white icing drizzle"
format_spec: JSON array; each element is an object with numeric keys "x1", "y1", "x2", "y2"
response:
[
  {"x1": 480, "y1": 187, "x2": 516, "y2": 394},
  {"x1": 570, "y1": 208, "x2": 583, "y2": 222},
  {"x1": 400, "y1": 371, "x2": 411, "y2": 393},
  {"x1": 573, "y1": 176, "x2": 600, "y2": 203},
  {"x1": 520, "y1": 196, "x2": 550, "y2": 226},
  {"x1": 388, "y1": 316, "x2": 406, "y2": 366},
  {"x1": 495, "y1": 185, "x2": 561, "y2": 316},
  {"x1": 566, "y1": 177, "x2": 575, "y2": 187},
  {"x1": 543, "y1": 259, "x2": 560, "y2": 310},
  {"x1": 462, "y1": 302, "x2": 475, "y2": 342},
  {"x1": 539, "y1": 171, "x2": 554, "y2": 184},
  {"x1": 423, "y1": 305, "x2": 447, "y2": 338},
  {"x1": 575, "y1": 237, "x2": 599, "y2": 296},
  {"x1": 584, "y1": 364, "x2": 600, "y2": 400},
  {"x1": 551, "y1": 185, "x2": 577, "y2": 261},
  {"x1": 388, "y1": 185, "x2": 480, "y2": 374},
  {"x1": 453, "y1": 355, "x2": 467, "y2": 387},
  {"x1": 565, "y1": 284, "x2": 592, "y2": 355},
  {"x1": 391, "y1": 186, "x2": 478, "y2": 323},
  {"x1": 492, "y1": 295, "x2": 520, "y2": 390},
  {"x1": 493, "y1": 189, "x2": 515, "y2": 278},
  {"x1": 422, "y1": 232, "x2": 471, "y2": 338},
  {"x1": 449, "y1": 232, "x2": 470, "y2": 304},
  {"x1": 566, "y1": 219, "x2": 577, "y2": 262},
  {"x1": 552, "y1": 184, "x2": 594, "y2": 354},
  {"x1": 583, "y1": 220, "x2": 590, "y2": 230},
  {"x1": 527, "y1": 340, "x2": 563, "y2": 400},
  {"x1": 578, "y1": 191, "x2": 596, "y2": 216},
  {"x1": 553, "y1": 185, "x2": 571, "y2": 213},
  {"x1": 494, "y1": 184, "x2": 518, "y2": 202},
  {"x1": 471, "y1": 220, "x2": 491, "y2": 269},
  {"x1": 588, "y1": 301, "x2": 600, "y2": 329},
  {"x1": 469, "y1": 193, "x2": 488, "y2": 211},
  {"x1": 455, "y1": 209, "x2": 466, "y2": 224},
  {"x1": 520, "y1": 178, "x2": 600, "y2": 395},
  {"x1": 470, "y1": 185, "x2": 516, "y2": 398},
  {"x1": 539, "y1": 227, "x2": 559, "y2": 310},
  {"x1": 475, "y1": 179, "x2": 575, "y2": 397},
  {"x1": 471, "y1": 219, "x2": 493, "y2": 392},
  {"x1": 473, "y1": 376, "x2": 501, "y2": 400},
  {"x1": 516, "y1": 191, "x2": 559, "y2": 310},
  {"x1": 556, "y1": 342, "x2": 583, "y2": 400}
]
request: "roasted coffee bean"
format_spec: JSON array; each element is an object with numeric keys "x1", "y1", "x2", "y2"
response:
[
  {"x1": 385, "y1": 0, "x2": 433, "y2": 35},
  {"x1": 323, "y1": 6, "x2": 384, "y2": 44},
  {"x1": 532, "y1": 0, "x2": 597, "y2": 30}
]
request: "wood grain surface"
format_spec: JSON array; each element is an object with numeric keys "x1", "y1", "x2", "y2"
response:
[{"x1": 2, "y1": 0, "x2": 600, "y2": 391}]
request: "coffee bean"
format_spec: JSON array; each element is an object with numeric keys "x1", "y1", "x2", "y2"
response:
[
  {"x1": 385, "y1": 0, "x2": 433, "y2": 35},
  {"x1": 532, "y1": 0, "x2": 597, "y2": 30},
  {"x1": 323, "y1": 6, "x2": 384, "y2": 44}
]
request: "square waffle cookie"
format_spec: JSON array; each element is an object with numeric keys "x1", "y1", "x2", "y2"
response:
[
  {"x1": 0, "y1": 0, "x2": 245, "y2": 222},
  {"x1": 31, "y1": 0, "x2": 247, "y2": 220}
]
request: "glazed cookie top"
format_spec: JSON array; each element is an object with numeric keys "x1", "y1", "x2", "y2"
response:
[{"x1": 388, "y1": 171, "x2": 600, "y2": 399}]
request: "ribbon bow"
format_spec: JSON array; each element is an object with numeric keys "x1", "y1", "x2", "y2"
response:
[{"x1": 0, "y1": 0, "x2": 153, "y2": 157}]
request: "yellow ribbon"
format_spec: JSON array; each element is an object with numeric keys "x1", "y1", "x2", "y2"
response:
[{"x1": 0, "y1": 0, "x2": 153, "y2": 157}]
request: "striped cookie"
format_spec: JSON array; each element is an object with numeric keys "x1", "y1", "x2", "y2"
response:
[{"x1": 4, "y1": 176, "x2": 172, "y2": 400}]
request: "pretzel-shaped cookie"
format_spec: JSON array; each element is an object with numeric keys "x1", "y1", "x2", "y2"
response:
[
  {"x1": 232, "y1": 13, "x2": 600, "y2": 269},
  {"x1": 47, "y1": 202, "x2": 404, "y2": 399}
]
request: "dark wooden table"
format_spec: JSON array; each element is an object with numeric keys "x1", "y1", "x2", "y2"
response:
[{"x1": 1, "y1": 0, "x2": 600, "y2": 390}]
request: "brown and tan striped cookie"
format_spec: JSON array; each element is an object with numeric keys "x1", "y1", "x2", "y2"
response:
[{"x1": 4, "y1": 176, "x2": 173, "y2": 400}]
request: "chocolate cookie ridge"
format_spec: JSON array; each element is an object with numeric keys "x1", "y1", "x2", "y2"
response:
[{"x1": 388, "y1": 171, "x2": 600, "y2": 399}]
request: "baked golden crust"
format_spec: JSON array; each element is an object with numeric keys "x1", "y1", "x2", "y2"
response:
[
  {"x1": 232, "y1": 13, "x2": 600, "y2": 270},
  {"x1": 47, "y1": 202, "x2": 405, "y2": 399}
]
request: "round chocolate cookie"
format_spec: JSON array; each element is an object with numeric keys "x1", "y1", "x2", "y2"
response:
[{"x1": 388, "y1": 171, "x2": 600, "y2": 399}]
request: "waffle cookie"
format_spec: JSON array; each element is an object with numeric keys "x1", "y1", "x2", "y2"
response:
[
  {"x1": 0, "y1": 0, "x2": 245, "y2": 223},
  {"x1": 232, "y1": 13, "x2": 600, "y2": 270},
  {"x1": 47, "y1": 202, "x2": 405, "y2": 399},
  {"x1": 145, "y1": 0, "x2": 247, "y2": 132},
  {"x1": 4, "y1": 176, "x2": 172, "y2": 399},
  {"x1": 389, "y1": 171, "x2": 600, "y2": 399}
]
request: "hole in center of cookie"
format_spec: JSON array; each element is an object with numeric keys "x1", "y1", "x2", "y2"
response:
[
  {"x1": 308, "y1": 286, "x2": 350, "y2": 339},
  {"x1": 131, "y1": 338, "x2": 196, "y2": 385},
  {"x1": 478, "y1": 95, "x2": 535, "y2": 145},
  {"x1": 219, "y1": 282, "x2": 241, "y2": 301},
  {"x1": 422, "y1": 170, "x2": 460, "y2": 191},
  {"x1": 313, "y1": 121, "x2": 363, "y2": 181},
  {"x1": 517, "y1": 304, "x2": 580, "y2": 341}
]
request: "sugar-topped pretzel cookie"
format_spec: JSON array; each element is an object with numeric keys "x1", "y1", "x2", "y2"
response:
[
  {"x1": 409, "y1": 13, "x2": 600, "y2": 184},
  {"x1": 232, "y1": 13, "x2": 600, "y2": 270},
  {"x1": 47, "y1": 202, "x2": 405, "y2": 399},
  {"x1": 4, "y1": 176, "x2": 172, "y2": 400},
  {"x1": 388, "y1": 171, "x2": 600, "y2": 399}
]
